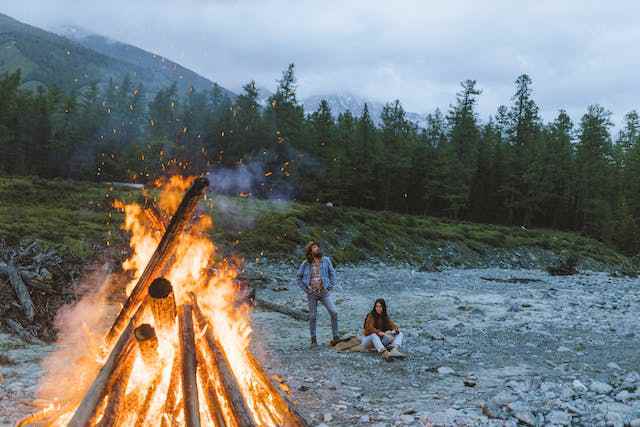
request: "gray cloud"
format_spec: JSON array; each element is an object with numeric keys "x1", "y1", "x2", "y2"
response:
[{"x1": 3, "y1": 0, "x2": 639, "y2": 127}]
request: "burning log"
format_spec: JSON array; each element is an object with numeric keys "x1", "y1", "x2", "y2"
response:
[
  {"x1": 191, "y1": 300, "x2": 257, "y2": 427},
  {"x1": 161, "y1": 349, "x2": 182, "y2": 427},
  {"x1": 179, "y1": 304, "x2": 201, "y2": 427},
  {"x1": 133, "y1": 373, "x2": 163, "y2": 427},
  {"x1": 195, "y1": 343, "x2": 228, "y2": 427},
  {"x1": 96, "y1": 353, "x2": 135, "y2": 427},
  {"x1": 135, "y1": 324, "x2": 159, "y2": 366},
  {"x1": 247, "y1": 353, "x2": 310, "y2": 427},
  {"x1": 149, "y1": 277, "x2": 177, "y2": 331},
  {"x1": 106, "y1": 177, "x2": 209, "y2": 345},
  {"x1": 67, "y1": 320, "x2": 136, "y2": 427}
]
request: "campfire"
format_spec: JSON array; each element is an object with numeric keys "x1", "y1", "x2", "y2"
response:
[{"x1": 18, "y1": 176, "x2": 308, "y2": 427}]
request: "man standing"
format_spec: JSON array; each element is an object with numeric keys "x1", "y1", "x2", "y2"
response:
[{"x1": 296, "y1": 241, "x2": 339, "y2": 348}]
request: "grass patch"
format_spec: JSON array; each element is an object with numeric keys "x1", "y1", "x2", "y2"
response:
[{"x1": 0, "y1": 176, "x2": 634, "y2": 269}]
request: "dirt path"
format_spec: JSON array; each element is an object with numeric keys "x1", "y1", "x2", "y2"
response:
[{"x1": 2, "y1": 264, "x2": 640, "y2": 426}]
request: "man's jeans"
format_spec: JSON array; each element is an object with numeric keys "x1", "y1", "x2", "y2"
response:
[
  {"x1": 307, "y1": 292, "x2": 338, "y2": 339},
  {"x1": 361, "y1": 332, "x2": 404, "y2": 352}
]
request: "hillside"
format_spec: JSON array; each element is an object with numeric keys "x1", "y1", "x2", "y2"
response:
[
  {"x1": 0, "y1": 177, "x2": 636, "y2": 274},
  {"x1": 0, "y1": 13, "x2": 233, "y2": 96},
  {"x1": 55, "y1": 25, "x2": 235, "y2": 97}
]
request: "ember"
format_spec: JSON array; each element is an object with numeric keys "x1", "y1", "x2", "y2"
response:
[{"x1": 19, "y1": 176, "x2": 308, "y2": 427}]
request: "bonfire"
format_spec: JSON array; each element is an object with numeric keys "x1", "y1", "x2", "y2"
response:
[{"x1": 18, "y1": 176, "x2": 308, "y2": 427}]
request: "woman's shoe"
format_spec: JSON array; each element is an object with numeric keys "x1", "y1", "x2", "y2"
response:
[
  {"x1": 388, "y1": 347, "x2": 406, "y2": 358},
  {"x1": 310, "y1": 337, "x2": 318, "y2": 348},
  {"x1": 380, "y1": 350, "x2": 392, "y2": 362}
]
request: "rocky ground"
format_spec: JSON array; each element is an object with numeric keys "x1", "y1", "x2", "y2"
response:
[
  {"x1": 249, "y1": 262, "x2": 640, "y2": 427},
  {"x1": 2, "y1": 263, "x2": 640, "y2": 426}
]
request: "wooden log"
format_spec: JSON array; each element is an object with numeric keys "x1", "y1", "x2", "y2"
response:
[
  {"x1": 149, "y1": 278, "x2": 177, "y2": 331},
  {"x1": 96, "y1": 348, "x2": 135, "y2": 427},
  {"x1": 144, "y1": 203, "x2": 168, "y2": 233},
  {"x1": 106, "y1": 177, "x2": 209, "y2": 345},
  {"x1": 0, "y1": 261, "x2": 35, "y2": 320},
  {"x1": 15, "y1": 401, "x2": 75, "y2": 427},
  {"x1": 67, "y1": 319, "x2": 136, "y2": 427},
  {"x1": 247, "y1": 352, "x2": 310, "y2": 427},
  {"x1": 3, "y1": 319, "x2": 43, "y2": 344},
  {"x1": 161, "y1": 348, "x2": 182, "y2": 427},
  {"x1": 135, "y1": 324, "x2": 159, "y2": 366},
  {"x1": 255, "y1": 298, "x2": 309, "y2": 322},
  {"x1": 133, "y1": 372, "x2": 163, "y2": 427},
  {"x1": 195, "y1": 342, "x2": 228, "y2": 427},
  {"x1": 191, "y1": 301, "x2": 256, "y2": 427},
  {"x1": 179, "y1": 304, "x2": 201, "y2": 427}
]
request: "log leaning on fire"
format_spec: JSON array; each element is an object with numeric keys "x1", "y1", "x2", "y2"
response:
[
  {"x1": 106, "y1": 177, "x2": 209, "y2": 345},
  {"x1": 135, "y1": 323, "x2": 159, "y2": 366},
  {"x1": 67, "y1": 320, "x2": 136, "y2": 427},
  {"x1": 179, "y1": 304, "x2": 202, "y2": 427},
  {"x1": 149, "y1": 277, "x2": 178, "y2": 331},
  {"x1": 195, "y1": 342, "x2": 228, "y2": 427},
  {"x1": 191, "y1": 299, "x2": 257, "y2": 427}
]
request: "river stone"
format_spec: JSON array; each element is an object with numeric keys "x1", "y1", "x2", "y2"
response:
[
  {"x1": 590, "y1": 381, "x2": 613, "y2": 394},
  {"x1": 437, "y1": 366, "x2": 455, "y2": 375},
  {"x1": 546, "y1": 410, "x2": 572, "y2": 425}
]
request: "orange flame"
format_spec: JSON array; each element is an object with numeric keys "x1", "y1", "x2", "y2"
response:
[{"x1": 36, "y1": 176, "x2": 285, "y2": 426}]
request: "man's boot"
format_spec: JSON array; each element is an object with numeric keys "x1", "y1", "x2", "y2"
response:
[
  {"x1": 310, "y1": 337, "x2": 318, "y2": 348},
  {"x1": 380, "y1": 349, "x2": 392, "y2": 362}
]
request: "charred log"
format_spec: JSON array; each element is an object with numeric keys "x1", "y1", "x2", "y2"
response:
[
  {"x1": 179, "y1": 304, "x2": 201, "y2": 427},
  {"x1": 106, "y1": 177, "x2": 209, "y2": 345}
]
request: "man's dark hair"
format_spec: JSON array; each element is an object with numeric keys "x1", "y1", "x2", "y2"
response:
[{"x1": 304, "y1": 241, "x2": 321, "y2": 263}]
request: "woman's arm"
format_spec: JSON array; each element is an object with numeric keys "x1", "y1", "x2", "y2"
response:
[{"x1": 363, "y1": 314, "x2": 383, "y2": 336}]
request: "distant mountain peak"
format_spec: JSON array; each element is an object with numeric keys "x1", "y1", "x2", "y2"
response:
[{"x1": 302, "y1": 93, "x2": 426, "y2": 128}]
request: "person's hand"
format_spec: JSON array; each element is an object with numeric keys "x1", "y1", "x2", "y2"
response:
[{"x1": 377, "y1": 331, "x2": 385, "y2": 337}]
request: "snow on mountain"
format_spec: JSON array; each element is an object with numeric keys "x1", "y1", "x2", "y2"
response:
[{"x1": 302, "y1": 93, "x2": 426, "y2": 129}]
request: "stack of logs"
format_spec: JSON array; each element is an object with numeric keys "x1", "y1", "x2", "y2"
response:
[
  {"x1": 19, "y1": 177, "x2": 309, "y2": 427},
  {"x1": 0, "y1": 239, "x2": 71, "y2": 342}
]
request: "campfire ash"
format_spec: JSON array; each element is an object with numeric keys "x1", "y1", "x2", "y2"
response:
[{"x1": 18, "y1": 176, "x2": 308, "y2": 427}]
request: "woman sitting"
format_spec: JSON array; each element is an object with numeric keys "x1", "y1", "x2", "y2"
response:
[{"x1": 361, "y1": 298, "x2": 405, "y2": 361}]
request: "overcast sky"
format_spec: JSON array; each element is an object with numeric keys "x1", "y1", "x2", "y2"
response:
[{"x1": 3, "y1": 0, "x2": 639, "y2": 127}]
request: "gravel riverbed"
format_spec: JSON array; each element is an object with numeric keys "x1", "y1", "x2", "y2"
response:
[{"x1": 2, "y1": 263, "x2": 639, "y2": 426}]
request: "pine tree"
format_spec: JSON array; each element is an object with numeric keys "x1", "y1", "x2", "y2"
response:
[
  {"x1": 443, "y1": 80, "x2": 482, "y2": 218},
  {"x1": 574, "y1": 104, "x2": 615, "y2": 235}
]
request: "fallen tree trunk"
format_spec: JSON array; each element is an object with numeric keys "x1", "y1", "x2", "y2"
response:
[
  {"x1": 106, "y1": 177, "x2": 209, "y2": 345},
  {"x1": 0, "y1": 261, "x2": 35, "y2": 320},
  {"x1": 255, "y1": 298, "x2": 309, "y2": 322},
  {"x1": 179, "y1": 304, "x2": 201, "y2": 427}
]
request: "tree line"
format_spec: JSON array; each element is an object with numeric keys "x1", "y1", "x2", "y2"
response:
[{"x1": 0, "y1": 65, "x2": 639, "y2": 255}]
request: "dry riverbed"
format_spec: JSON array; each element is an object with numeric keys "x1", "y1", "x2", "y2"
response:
[{"x1": 2, "y1": 263, "x2": 640, "y2": 426}]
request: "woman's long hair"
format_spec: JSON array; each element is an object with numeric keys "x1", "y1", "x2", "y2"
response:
[{"x1": 365, "y1": 298, "x2": 391, "y2": 331}]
